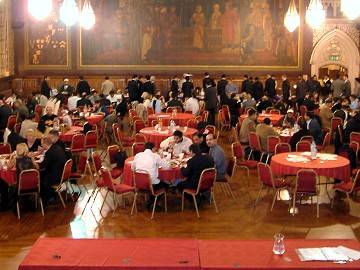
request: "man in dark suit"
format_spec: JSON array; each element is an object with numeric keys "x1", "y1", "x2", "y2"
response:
[
  {"x1": 281, "y1": 74, "x2": 290, "y2": 102},
  {"x1": 177, "y1": 144, "x2": 214, "y2": 191},
  {"x1": 0, "y1": 95, "x2": 12, "y2": 141},
  {"x1": 59, "y1": 78, "x2": 74, "y2": 96},
  {"x1": 167, "y1": 93, "x2": 183, "y2": 111},
  {"x1": 127, "y1": 74, "x2": 140, "y2": 102},
  {"x1": 296, "y1": 75, "x2": 307, "y2": 106},
  {"x1": 40, "y1": 75, "x2": 52, "y2": 98},
  {"x1": 217, "y1": 74, "x2": 228, "y2": 104},
  {"x1": 343, "y1": 74, "x2": 351, "y2": 98},
  {"x1": 76, "y1": 76, "x2": 91, "y2": 96},
  {"x1": 202, "y1": 72, "x2": 212, "y2": 90},
  {"x1": 182, "y1": 76, "x2": 194, "y2": 99},
  {"x1": 143, "y1": 75, "x2": 156, "y2": 96},
  {"x1": 204, "y1": 79, "x2": 218, "y2": 125},
  {"x1": 322, "y1": 75, "x2": 332, "y2": 97},
  {"x1": 265, "y1": 74, "x2": 276, "y2": 98},
  {"x1": 304, "y1": 111, "x2": 323, "y2": 145},
  {"x1": 76, "y1": 92, "x2": 92, "y2": 108},
  {"x1": 170, "y1": 76, "x2": 179, "y2": 97},
  {"x1": 40, "y1": 137, "x2": 67, "y2": 203},
  {"x1": 241, "y1": 75, "x2": 252, "y2": 93},
  {"x1": 252, "y1": 77, "x2": 264, "y2": 101}
]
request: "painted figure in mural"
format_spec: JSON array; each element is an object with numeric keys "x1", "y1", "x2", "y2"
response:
[
  {"x1": 191, "y1": 5, "x2": 205, "y2": 50},
  {"x1": 210, "y1": 3, "x2": 222, "y2": 30},
  {"x1": 166, "y1": 6, "x2": 179, "y2": 49},
  {"x1": 221, "y1": 2, "x2": 241, "y2": 49},
  {"x1": 141, "y1": 25, "x2": 155, "y2": 61},
  {"x1": 262, "y1": 1, "x2": 274, "y2": 51}
]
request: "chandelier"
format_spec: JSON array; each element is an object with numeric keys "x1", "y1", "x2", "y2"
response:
[
  {"x1": 284, "y1": 0, "x2": 300, "y2": 32},
  {"x1": 341, "y1": 0, "x2": 360, "y2": 20},
  {"x1": 306, "y1": 0, "x2": 326, "y2": 29},
  {"x1": 60, "y1": 0, "x2": 79, "y2": 26},
  {"x1": 28, "y1": 0, "x2": 52, "y2": 20},
  {"x1": 80, "y1": 0, "x2": 95, "y2": 30}
]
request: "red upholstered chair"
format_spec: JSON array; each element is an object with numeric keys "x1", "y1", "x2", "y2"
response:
[
  {"x1": 269, "y1": 109, "x2": 280, "y2": 115},
  {"x1": 350, "y1": 132, "x2": 360, "y2": 145},
  {"x1": 317, "y1": 132, "x2": 331, "y2": 152},
  {"x1": 17, "y1": 169, "x2": 44, "y2": 219},
  {"x1": 331, "y1": 117, "x2": 343, "y2": 134},
  {"x1": 350, "y1": 141, "x2": 359, "y2": 163},
  {"x1": 112, "y1": 123, "x2": 120, "y2": 144},
  {"x1": 131, "y1": 170, "x2": 167, "y2": 219},
  {"x1": 255, "y1": 163, "x2": 289, "y2": 211},
  {"x1": 34, "y1": 104, "x2": 43, "y2": 116},
  {"x1": 300, "y1": 135, "x2": 314, "y2": 142},
  {"x1": 292, "y1": 169, "x2": 320, "y2": 218},
  {"x1": 116, "y1": 127, "x2": 135, "y2": 148},
  {"x1": 218, "y1": 108, "x2": 231, "y2": 131},
  {"x1": 215, "y1": 158, "x2": 236, "y2": 200},
  {"x1": 133, "y1": 119, "x2": 146, "y2": 134},
  {"x1": 147, "y1": 107, "x2": 155, "y2": 115},
  {"x1": 201, "y1": 110, "x2": 209, "y2": 123},
  {"x1": 181, "y1": 168, "x2": 218, "y2": 218},
  {"x1": 135, "y1": 133, "x2": 147, "y2": 143},
  {"x1": 0, "y1": 143, "x2": 11, "y2": 155},
  {"x1": 69, "y1": 152, "x2": 89, "y2": 193},
  {"x1": 265, "y1": 107, "x2": 274, "y2": 113},
  {"x1": 205, "y1": 125, "x2": 216, "y2": 135},
  {"x1": 275, "y1": 143, "x2": 291, "y2": 154},
  {"x1": 151, "y1": 120, "x2": 159, "y2": 127},
  {"x1": 85, "y1": 131, "x2": 97, "y2": 150},
  {"x1": 166, "y1": 106, "x2": 183, "y2": 113},
  {"x1": 332, "y1": 170, "x2": 360, "y2": 212},
  {"x1": 99, "y1": 167, "x2": 135, "y2": 216},
  {"x1": 265, "y1": 136, "x2": 280, "y2": 164},
  {"x1": 52, "y1": 159, "x2": 73, "y2": 208},
  {"x1": 6, "y1": 115, "x2": 17, "y2": 130},
  {"x1": 70, "y1": 134, "x2": 85, "y2": 154},
  {"x1": 248, "y1": 132, "x2": 264, "y2": 160},
  {"x1": 14, "y1": 123, "x2": 21, "y2": 134},
  {"x1": 187, "y1": 119, "x2": 198, "y2": 129},
  {"x1": 107, "y1": 145, "x2": 123, "y2": 179},
  {"x1": 296, "y1": 141, "x2": 311, "y2": 152},
  {"x1": 132, "y1": 142, "x2": 145, "y2": 156},
  {"x1": 231, "y1": 142, "x2": 257, "y2": 177}
]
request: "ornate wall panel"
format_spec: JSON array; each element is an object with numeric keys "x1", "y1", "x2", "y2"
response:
[{"x1": 0, "y1": 0, "x2": 13, "y2": 77}]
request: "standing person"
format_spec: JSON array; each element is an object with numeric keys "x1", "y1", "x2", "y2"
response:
[
  {"x1": 0, "y1": 95, "x2": 12, "y2": 141},
  {"x1": 296, "y1": 75, "x2": 307, "y2": 107},
  {"x1": 319, "y1": 98, "x2": 334, "y2": 130},
  {"x1": 101, "y1": 76, "x2": 115, "y2": 96},
  {"x1": 143, "y1": 75, "x2": 156, "y2": 96},
  {"x1": 304, "y1": 111, "x2": 323, "y2": 145},
  {"x1": 182, "y1": 76, "x2": 194, "y2": 99},
  {"x1": 281, "y1": 74, "x2": 290, "y2": 102},
  {"x1": 204, "y1": 79, "x2": 218, "y2": 125},
  {"x1": 252, "y1": 77, "x2": 264, "y2": 101},
  {"x1": 343, "y1": 74, "x2": 351, "y2": 98},
  {"x1": 67, "y1": 92, "x2": 80, "y2": 112},
  {"x1": 40, "y1": 75, "x2": 52, "y2": 98},
  {"x1": 241, "y1": 75, "x2": 251, "y2": 93},
  {"x1": 170, "y1": 76, "x2": 179, "y2": 97},
  {"x1": 217, "y1": 74, "x2": 228, "y2": 103},
  {"x1": 331, "y1": 74, "x2": 345, "y2": 98},
  {"x1": 127, "y1": 74, "x2": 140, "y2": 102},
  {"x1": 202, "y1": 72, "x2": 212, "y2": 90},
  {"x1": 76, "y1": 76, "x2": 91, "y2": 96},
  {"x1": 206, "y1": 133, "x2": 227, "y2": 180},
  {"x1": 265, "y1": 74, "x2": 276, "y2": 99},
  {"x1": 322, "y1": 75, "x2": 332, "y2": 98},
  {"x1": 59, "y1": 78, "x2": 74, "y2": 97}
]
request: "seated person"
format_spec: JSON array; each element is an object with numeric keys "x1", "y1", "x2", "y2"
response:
[
  {"x1": 302, "y1": 93, "x2": 317, "y2": 111},
  {"x1": 25, "y1": 129, "x2": 41, "y2": 152},
  {"x1": 40, "y1": 137, "x2": 67, "y2": 203},
  {"x1": 304, "y1": 111, "x2": 323, "y2": 145},
  {"x1": 41, "y1": 106, "x2": 57, "y2": 127},
  {"x1": 256, "y1": 95, "x2": 273, "y2": 113},
  {"x1": 67, "y1": 92, "x2": 80, "y2": 112},
  {"x1": 280, "y1": 109, "x2": 296, "y2": 128},
  {"x1": 239, "y1": 108, "x2": 257, "y2": 144},
  {"x1": 344, "y1": 111, "x2": 360, "y2": 143},
  {"x1": 227, "y1": 93, "x2": 241, "y2": 127},
  {"x1": 6, "y1": 128, "x2": 25, "y2": 153},
  {"x1": 160, "y1": 130, "x2": 192, "y2": 157},
  {"x1": 167, "y1": 93, "x2": 183, "y2": 112},
  {"x1": 77, "y1": 92, "x2": 92, "y2": 108},
  {"x1": 192, "y1": 132, "x2": 209, "y2": 154},
  {"x1": 131, "y1": 142, "x2": 170, "y2": 207},
  {"x1": 319, "y1": 98, "x2": 333, "y2": 130},
  {"x1": 256, "y1": 117, "x2": 279, "y2": 151},
  {"x1": 350, "y1": 95, "x2": 359, "y2": 110},
  {"x1": 242, "y1": 92, "x2": 256, "y2": 110},
  {"x1": 48, "y1": 129, "x2": 67, "y2": 154},
  {"x1": 206, "y1": 133, "x2": 228, "y2": 180},
  {"x1": 177, "y1": 144, "x2": 214, "y2": 191},
  {"x1": 19, "y1": 114, "x2": 38, "y2": 138},
  {"x1": 106, "y1": 90, "x2": 118, "y2": 105},
  {"x1": 184, "y1": 93, "x2": 200, "y2": 115},
  {"x1": 289, "y1": 119, "x2": 309, "y2": 151},
  {"x1": 61, "y1": 110, "x2": 73, "y2": 127}
]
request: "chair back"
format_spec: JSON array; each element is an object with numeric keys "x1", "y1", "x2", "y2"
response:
[
  {"x1": 331, "y1": 117, "x2": 343, "y2": 133},
  {"x1": 257, "y1": 163, "x2": 274, "y2": 187},
  {"x1": 265, "y1": 107, "x2": 274, "y2": 113},
  {"x1": 112, "y1": 123, "x2": 120, "y2": 141},
  {"x1": 0, "y1": 143, "x2": 11, "y2": 155},
  {"x1": 201, "y1": 110, "x2": 209, "y2": 122},
  {"x1": 295, "y1": 169, "x2": 318, "y2": 194},
  {"x1": 151, "y1": 120, "x2": 159, "y2": 127},
  {"x1": 187, "y1": 119, "x2": 198, "y2": 129},
  {"x1": 135, "y1": 133, "x2": 147, "y2": 143},
  {"x1": 147, "y1": 107, "x2": 155, "y2": 115},
  {"x1": 275, "y1": 143, "x2": 291, "y2": 154},
  {"x1": 132, "y1": 142, "x2": 145, "y2": 156},
  {"x1": 107, "y1": 145, "x2": 120, "y2": 165},
  {"x1": 99, "y1": 167, "x2": 114, "y2": 189},
  {"x1": 350, "y1": 141, "x2": 359, "y2": 158},
  {"x1": 197, "y1": 168, "x2": 216, "y2": 193},
  {"x1": 249, "y1": 132, "x2": 262, "y2": 151},
  {"x1": 71, "y1": 134, "x2": 85, "y2": 152},
  {"x1": 270, "y1": 109, "x2": 280, "y2": 115},
  {"x1": 296, "y1": 141, "x2": 311, "y2": 152},
  {"x1": 300, "y1": 136, "x2": 313, "y2": 142},
  {"x1": 14, "y1": 123, "x2": 21, "y2": 134},
  {"x1": 77, "y1": 152, "x2": 88, "y2": 174},
  {"x1": 350, "y1": 132, "x2": 360, "y2": 145},
  {"x1": 166, "y1": 106, "x2": 183, "y2": 113},
  {"x1": 85, "y1": 131, "x2": 97, "y2": 149},
  {"x1": 91, "y1": 152, "x2": 102, "y2": 173},
  {"x1": 133, "y1": 170, "x2": 153, "y2": 192},
  {"x1": 337, "y1": 124, "x2": 344, "y2": 144},
  {"x1": 226, "y1": 158, "x2": 236, "y2": 180},
  {"x1": 351, "y1": 170, "x2": 360, "y2": 193},
  {"x1": 321, "y1": 132, "x2": 331, "y2": 150},
  {"x1": 205, "y1": 125, "x2": 216, "y2": 135},
  {"x1": 231, "y1": 142, "x2": 244, "y2": 161},
  {"x1": 60, "y1": 160, "x2": 73, "y2": 185},
  {"x1": 18, "y1": 169, "x2": 40, "y2": 193},
  {"x1": 267, "y1": 136, "x2": 280, "y2": 154},
  {"x1": 7, "y1": 115, "x2": 17, "y2": 130},
  {"x1": 134, "y1": 120, "x2": 146, "y2": 133}
]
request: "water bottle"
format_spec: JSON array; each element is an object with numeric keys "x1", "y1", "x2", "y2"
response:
[
  {"x1": 310, "y1": 140, "x2": 317, "y2": 159},
  {"x1": 273, "y1": 233, "x2": 285, "y2": 255}
]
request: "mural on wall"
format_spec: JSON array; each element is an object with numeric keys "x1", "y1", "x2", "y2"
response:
[
  {"x1": 25, "y1": 0, "x2": 69, "y2": 68},
  {"x1": 80, "y1": 0, "x2": 301, "y2": 69}
]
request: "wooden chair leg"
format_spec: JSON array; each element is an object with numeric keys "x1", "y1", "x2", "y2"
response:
[
  {"x1": 57, "y1": 191, "x2": 66, "y2": 208},
  {"x1": 192, "y1": 194, "x2": 200, "y2": 218},
  {"x1": 270, "y1": 189, "x2": 278, "y2": 212},
  {"x1": 16, "y1": 200, "x2": 20, "y2": 219},
  {"x1": 226, "y1": 183, "x2": 236, "y2": 201},
  {"x1": 254, "y1": 184, "x2": 264, "y2": 207},
  {"x1": 346, "y1": 193, "x2": 352, "y2": 213},
  {"x1": 130, "y1": 193, "x2": 137, "y2": 215},
  {"x1": 211, "y1": 190, "x2": 219, "y2": 213},
  {"x1": 151, "y1": 195, "x2": 158, "y2": 219},
  {"x1": 39, "y1": 196, "x2": 44, "y2": 216},
  {"x1": 112, "y1": 192, "x2": 118, "y2": 217},
  {"x1": 316, "y1": 195, "x2": 320, "y2": 218}
]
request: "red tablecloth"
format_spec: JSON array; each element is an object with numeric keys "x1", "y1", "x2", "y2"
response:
[
  {"x1": 0, "y1": 167, "x2": 16, "y2": 185},
  {"x1": 140, "y1": 127, "x2": 197, "y2": 148},
  {"x1": 122, "y1": 156, "x2": 183, "y2": 185},
  {"x1": 19, "y1": 238, "x2": 200, "y2": 270},
  {"x1": 86, "y1": 114, "x2": 104, "y2": 125},
  {"x1": 240, "y1": 114, "x2": 283, "y2": 126},
  {"x1": 271, "y1": 152, "x2": 351, "y2": 182},
  {"x1": 199, "y1": 239, "x2": 360, "y2": 269},
  {"x1": 148, "y1": 113, "x2": 195, "y2": 126},
  {"x1": 59, "y1": 126, "x2": 83, "y2": 143}
]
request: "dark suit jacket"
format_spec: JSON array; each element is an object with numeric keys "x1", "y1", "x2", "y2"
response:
[
  {"x1": 59, "y1": 85, "x2": 74, "y2": 96},
  {"x1": 0, "y1": 105, "x2": 12, "y2": 130},
  {"x1": 40, "y1": 80, "x2": 52, "y2": 98},
  {"x1": 217, "y1": 79, "x2": 228, "y2": 97},
  {"x1": 296, "y1": 80, "x2": 307, "y2": 100},
  {"x1": 282, "y1": 79, "x2": 290, "y2": 101},
  {"x1": 180, "y1": 154, "x2": 214, "y2": 189},
  {"x1": 205, "y1": 86, "x2": 218, "y2": 110},
  {"x1": 77, "y1": 98, "x2": 92, "y2": 108},
  {"x1": 76, "y1": 80, "x2": 91, "y2": 96},
  {"x1": 40, "y1": 144, "x2": 67, "y2": 185},
  {"x1": 143, "y1": 81, "x2": 156, "y2": 96},
  {"x1": 167, "y1": 99, "x2": 183, "y2": 111},
  {"x1": 252, "y1": 81, "x2": 264, "y2": 101},
  {"x1": 170, "y1": 80, "x2": 179, "y2": 94},
  {"x1": 309, "y1": 118, "x2": 323, "y2": 145},
  {"x1": 344, "y1": 81, "x2": 351, "y2": 97},
  {"x1": 127, "y1": 79, "x2": 139, "y2": 101},
  {"x1": 265, "y1": 78, "x2": 276, "y2": 97},
  {"x1": 203, "y1": 77, "x2": 212, "y2": 90},
  {"x1": 182, "y1": 81, "x2": 194, "y2": 98}
]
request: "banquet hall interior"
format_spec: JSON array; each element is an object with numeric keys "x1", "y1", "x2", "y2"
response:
[{"x1": 2, "y1": 0, "x2": 360, "y2": 269}]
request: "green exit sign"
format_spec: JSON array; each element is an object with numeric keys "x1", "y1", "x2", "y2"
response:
[{"x1": 329, "y1": 55, "x2": 340, "y2": 61}]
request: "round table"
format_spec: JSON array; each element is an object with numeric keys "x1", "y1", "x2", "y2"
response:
[
  {"x1": 270, "y1": 152, "x2": 351, "y2": 183},
  {"x1": 59, "y1": 126, "x2": 83, "y2": 143},
  {"x1": 140, "y1": 127, "x2": 197, "y2": 148},
  {"x1": 122, "y1": 157, "x2": 184, "y2": 186},
  {"x1": 85, "y1": 114, "x2": 104, "y2": 125},
  {"x1": 148, "y1": 113, "x2": 195, "y2": 126},
  {"x1": 0, "y1": 167, "x2": 16, "y2": 185},
  {"x1": 240, "y1": 113, "x2": 283, "y2": 126}
]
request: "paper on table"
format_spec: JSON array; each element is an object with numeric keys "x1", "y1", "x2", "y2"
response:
[
  {"x1": 296, "y1": 247, "x2": 349, "y2": 262},
  {"x1": 336, "y1": 246, "x2": 360, "y2": 260}
]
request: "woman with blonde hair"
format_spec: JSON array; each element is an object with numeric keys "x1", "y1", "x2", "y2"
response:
[
  {"x1": 25, "y1": 129, "x2": 41, "y2": 152},
  {"x1": 7, "y1": 143, "x2": 39, "y2": 173}
]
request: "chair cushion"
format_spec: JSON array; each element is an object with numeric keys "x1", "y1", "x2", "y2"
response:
[
  {"x1": 95, "y1": 179, "x2": 106, "y2": 188},
  {"x1": 183, "y1": 188, "x2": 197, "y2": 195},
  {"x1": 334, "y1": 181, "x2": 353, "y2": 193},
  {"x1": 70, "y1": 172, "x2": 82, "y2": 179},
  {"x1": 237, "y1": 160, "x2": 258, "y2": 168},
  {"x1": 112, "y1": 183, "x2": 135, "y2": 194},
  {"x1": 111, "y1": 167, "x2": 123, "y2": 179}
]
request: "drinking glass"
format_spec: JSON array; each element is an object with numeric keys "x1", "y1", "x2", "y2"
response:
[{"x1": 272, "y1": 233, "x2": 285, "y2": 255}]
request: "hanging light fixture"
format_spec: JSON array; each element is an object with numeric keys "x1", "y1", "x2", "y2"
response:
[
  {"x1": 341, "y1": 0, "x2": 360, "y2": 20},
  {"x1": 60, "y1": 0, "x2": 79, "y2": 26},
  {"x1": 284, "y1": 0, "x2": 300, "y2": 32},
  {"x1": 80, "y1": 0, "x2": 95, "y2": 30},
  {"x1": 28, "y1": 0, "x2": 52, "y2": 20},
  {"x1": 306, "y1": 0, "x2": 326, "y2": 29}
]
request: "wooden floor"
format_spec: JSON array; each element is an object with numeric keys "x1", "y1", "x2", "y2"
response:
[{"x1": 1, "y1": 129, "x2": 360, "y2": 270}]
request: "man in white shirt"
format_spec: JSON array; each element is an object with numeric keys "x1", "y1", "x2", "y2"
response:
[
  {"x1": 131, "y1": 142, "x2": 170, "y2": 207},
  {"x1": 67, "y1": 92, "x2": 80, "y2": 112},
  {"x1": 101, "y1": 76, "x2": 115, "y2": 96},
  {"x1": 107, "y1": 90, "x2": 118, "y2": 104},
  {"x1": 160, "y1": 130, "x2": 192, "y2": 156},
  {"x1": 184, "y1": 93, "x2": 200, "y2": 115}
]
